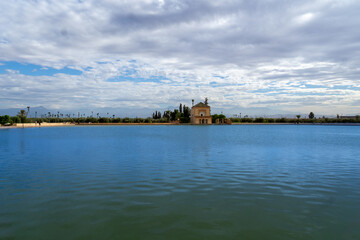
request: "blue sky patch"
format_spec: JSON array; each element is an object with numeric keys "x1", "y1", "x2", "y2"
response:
[
  {"x1": 107, "y1": 75, "x2": 169, "y2": 83},
  {"x1": 0, "y1": 61, "x2": 82, "y2": 76},
  {"x1": 331, "y1": 85, "x2": 360, "y2": 91},
  {"x1": 213, "y1": 74, "x2": 228, "y2": 79},
  {"x1": 305, "y1": 84, "x2": 325, "y2": 89},
  {"x1": 251, "y1": 88, "x2": 287, "y2": 93}
]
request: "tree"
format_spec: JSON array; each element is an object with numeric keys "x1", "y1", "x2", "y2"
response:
[
  {"x1": 18, "y1": 110, "x2": 27, "y2": 123},
  {"x1": 152, "y1": 111, "x2": 162, "y2": 119},
  {"x1": 296, "y1": 115, "x2": 301, "y2": 119},
  {"x1": 212, "y1": 114, "x2": 226, "y2": 123},
  {"x1": 170, "y1": 109, "x2": 180, "y2": 121},
  {"x1": 179, "y1": 103, "x2": 182, "y2": 113},
  {"x1": 180, "y1": 105, "x2": 191, "y2": 123},
  {"x1": 309, "y1": 112, "x2": 315, "y2": 119},
  {"x1": 0, "y1": 115, "x2": 11, "y2": 125},
  {"x1": 163, "y1": 110, "x2": 171, "y2": 122},
  {"x1": 183, "y1": 105, "x2": 190, "y2": 116}
]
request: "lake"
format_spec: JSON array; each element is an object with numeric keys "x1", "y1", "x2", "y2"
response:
[{"x1": 0, "y1": 125, "x2": 359, "y2": 239}]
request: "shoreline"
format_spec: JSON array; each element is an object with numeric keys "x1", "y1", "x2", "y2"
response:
[
  {"x1": 231, "y1": 122, "x2": 360, "y2": 125},
  {"x1": 2, "y1": 122, "x2": 360, "y2": 129}
]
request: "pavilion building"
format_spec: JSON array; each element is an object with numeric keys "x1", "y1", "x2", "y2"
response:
[{"x1": 190, "y1": 101, "x2": 212, "y2": 125}]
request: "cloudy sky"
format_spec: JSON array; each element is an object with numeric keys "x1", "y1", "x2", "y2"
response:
[{"x1": 1, "y1": 0, "x2": 360, "y2": 116}]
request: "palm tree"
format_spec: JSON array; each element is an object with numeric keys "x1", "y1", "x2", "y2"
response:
[{"x1": 18, "y1": 110, "x2": 27, "y2": 124}]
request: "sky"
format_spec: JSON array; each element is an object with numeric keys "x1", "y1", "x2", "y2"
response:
[{"x1": 1, "y1": 0, "x2": 360, "y2": 116}]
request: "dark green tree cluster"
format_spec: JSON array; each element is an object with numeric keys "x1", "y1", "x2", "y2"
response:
[
  {"x1": 0, "y1": 115, "x2": 11, "y2": 125},
  {"x1": 229, "y1": 112, "x2": 360, "y2": 124},
  {"x1": 176, "y1": 103, "x2": 191, "y2": 123},
  {"x1": 152, "y1": 111, "x2": 162, "y2": 119},
  {"x1": 212, "y1": 114, "x2": 226, "y2": 123},
  {"x1": 309, "y1": 112, "x2": 315, "y2": 119},
  {"x1": 152, "y1": 103, "x2": 191, "y2": 123}
]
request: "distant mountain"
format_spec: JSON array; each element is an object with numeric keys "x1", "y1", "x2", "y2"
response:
[
  {"x1": 0, "y1": 106, "x2": 49, "y2": 117},
  {"x1": 0, "y1": 106, "x2": 156, "y2": 118}
]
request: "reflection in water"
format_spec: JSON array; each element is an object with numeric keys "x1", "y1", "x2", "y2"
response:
[{"x1": 0, "y1": 125, "x2": 360, "y2": 239}]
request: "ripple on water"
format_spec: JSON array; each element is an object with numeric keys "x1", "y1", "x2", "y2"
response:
[{"x1": 0, "y1": 125, "x2": 360, "y2": 239}]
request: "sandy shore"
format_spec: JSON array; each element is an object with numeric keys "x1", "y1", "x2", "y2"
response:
[
  {"x1": 77, "y1": 122, "x2": 179, "y2": 126},
  {"x1": 0, "y1": 122, "x2": 76, "y2": 129}
]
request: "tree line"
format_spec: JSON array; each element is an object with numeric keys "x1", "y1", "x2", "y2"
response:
[
  {"x1": 230, "y1": 112, "x2": 360, "y2": 124},
  {"x1": 152, "y1": 103, "x2": 191, "y2": 123},
  {"x1": 2, "y1": 109, "x2": 360, "y2": 126},
  {"x1": 0, "y1": 103, "x2": 192, "y2": 125}
]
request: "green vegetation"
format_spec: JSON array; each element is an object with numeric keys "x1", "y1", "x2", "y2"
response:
[
  {"x1": 212, "y1": 114, "x2": 226, "y2": 123},
  {"x1": 309, "y1": 112, "x2": 315, "y2": 119},
  {"x1": 2, "y1": 115, "x2": 360, "y2": 126},
  {"x1": 1, "y1": 108, "x2": 360, "y2": 126},
  {"x1": 18, "y1": 109, "x2": 27, "y2": 123},
  {"x1": 0, "y1": 115, "x2": 11, "y2": 125},
  {"x1": 230, "y1": 115, "x2": 360, "y2": 124},
  {"x1": 152, "y1": 103, "x2": 191, "y2": 123}
]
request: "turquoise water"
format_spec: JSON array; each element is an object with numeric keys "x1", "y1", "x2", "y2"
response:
[{"x1": 0, "y1": 125, "x2": 359, "y2": 239}]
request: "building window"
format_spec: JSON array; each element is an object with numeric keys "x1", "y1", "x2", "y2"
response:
[
  {"x1": 199, "y1": 119, "x2": 201, "y2": 124},
  {"x1": 206, "y1": 119, "x2": 208, "y2": 124}
]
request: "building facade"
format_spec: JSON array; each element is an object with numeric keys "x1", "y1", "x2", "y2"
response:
[{"x1": 190, "y1": 102, "x2": 212, "y2": 125}]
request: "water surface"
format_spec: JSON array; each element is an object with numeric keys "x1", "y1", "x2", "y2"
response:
[{"x1": 0, "y1": 125, "x2": 359, "y2": 239}]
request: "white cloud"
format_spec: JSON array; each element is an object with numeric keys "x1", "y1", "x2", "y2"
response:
[
  {"x1": 0, "y1": 0, "x2": 360, "y2": 115},
  {"x1": 294, "y1": 13, "x2": 316, "y2": 25}
]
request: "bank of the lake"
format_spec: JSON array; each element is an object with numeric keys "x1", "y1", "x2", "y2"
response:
[{"x1": 2, "y1": 122, "x2": 360, "y2": 130}]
